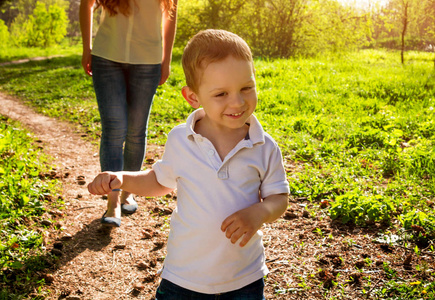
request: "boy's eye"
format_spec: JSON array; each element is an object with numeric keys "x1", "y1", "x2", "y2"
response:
[
  {"x1": 242, "y1": 86, "x2": 255, "y2": 92},
  {"x1": 215, "y1": 92, "x2": 227, "y2": 97}
]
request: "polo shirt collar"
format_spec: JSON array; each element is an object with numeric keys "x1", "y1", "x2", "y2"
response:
[{"x1": 185, "y1": 109, "x2": 265, "y2": 145}]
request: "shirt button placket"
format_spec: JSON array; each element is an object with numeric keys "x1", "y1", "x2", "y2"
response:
[{"x1": 217, "y1": 165, "x2": 228, "y2": 180}]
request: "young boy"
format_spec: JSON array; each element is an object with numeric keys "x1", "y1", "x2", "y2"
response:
[{"x1": 88, "y1": 29, "x2": 290, "y2": 299}]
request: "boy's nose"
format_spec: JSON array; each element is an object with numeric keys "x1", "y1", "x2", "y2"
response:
[{"x1": 230, "y1": 93, "x2": 245, "y2": 107}]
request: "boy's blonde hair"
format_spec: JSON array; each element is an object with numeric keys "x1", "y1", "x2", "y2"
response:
[{"x1": 182, "y1": 29, "x2": 254, "y2": 93}]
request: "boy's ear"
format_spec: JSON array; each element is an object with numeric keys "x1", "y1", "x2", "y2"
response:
[{"x1": 182, "y1": 86, "x2": 201, "y2": 109}]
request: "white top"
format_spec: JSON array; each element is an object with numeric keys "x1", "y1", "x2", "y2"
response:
[
  {"x1": 153, "y1": 109, "x2": 290, "y2": 294},
  {"x1": 92, "y1": 0, "x2": 162, "y2": 64}
]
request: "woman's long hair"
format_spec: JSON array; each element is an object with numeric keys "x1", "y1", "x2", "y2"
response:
[{"x1": 96, "y1": 0, "x2": 175, "y2": 16}]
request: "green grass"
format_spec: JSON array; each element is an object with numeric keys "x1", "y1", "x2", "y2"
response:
[
  {"x1": 0, "y1": 116, "x2": 62, "y2": 298},
  {"x1": 1, "y1": 46, "x2": 435, "y2": 298},
  {"x1": 0, "y1": 39, "x2": 82, "y2": 63}
]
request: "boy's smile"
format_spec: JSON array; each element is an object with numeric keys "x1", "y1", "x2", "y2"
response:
[{"x1": 182, "y1": 55, "x2": 257, "y2": 134}]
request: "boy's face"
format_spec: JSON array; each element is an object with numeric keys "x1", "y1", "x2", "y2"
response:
[{"x1": 183, "y1": 55, "x2": 257, "y2": 132}]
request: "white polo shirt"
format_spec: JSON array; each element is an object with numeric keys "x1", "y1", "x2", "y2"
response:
[
  {"x1": 92, "y1": 0, "x2": 162, "y2": 64},
  {"x1": 153, "y1": 109, "x2": 290, "y2": 294}
]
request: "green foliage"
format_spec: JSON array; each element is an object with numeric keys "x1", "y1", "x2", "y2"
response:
[
  {"x1": 374, "y1": 279, "x2": 435, "y2": 299},
  {"x1": 405, "y1": 142, "x2": 435, "y2": 177},
  {"x1": 0, "y1": 20, "x2": 10, "y2": 50},
  {"x1": 0, "y1": 120, "x2": 53, "y2": 218},
  {"x1": 398, "y1": 210, "x2": 435, "y2": 237},
  {"x1": 11, "y1": 1, "x2": 67, "y2": 47},
  {"x1": 346, "y1": 126, "x2": 404, "y2": 150},
  {"x1": 329, "y1": 191, "x2": 397, "y2": 225},
  {"x1": 0, "y1": 116, "x2": 61, "y2": 297}
]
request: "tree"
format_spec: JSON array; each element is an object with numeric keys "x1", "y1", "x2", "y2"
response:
[
  {"x1": 300, "y1": 0, "x2": 372, "y2": 55},
  {"x1": 12, "y1": 1, "x2": 68, "y2": 47},
  {"x1": 66, "y1": 0, "x2": 80, "y2": 37},
  {"x1": 393, "y1": 0, "x2": 428, "y2": 63},
  {"x1": 175, "y1": 0, "x2": 247, "y2": 49},
  {"x1": 400, "y1": 0, "x2": 409, "y2": 64},
  {"x1": 260, "y1": 0, "x2": 307, "y2": 57},
  {"x1": 201, "y1": 0, "x2": 245, "y2": 29},
  {"x1": 369, "y1": 0, "x2": 432, "y2": 61},
  {"x1": 422, "y1": 0, "x2": 435, "y2": 67},
  {"x1": 233, "y1": 0, "x2": 309, "y2": 57}
]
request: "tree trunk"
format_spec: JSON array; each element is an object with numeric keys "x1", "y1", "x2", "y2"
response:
[{"x1": 401, "y1": 1, "x2": 409, "y2": 64}]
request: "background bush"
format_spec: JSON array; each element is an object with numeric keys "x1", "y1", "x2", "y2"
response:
[{"x1": 0, "y1": 20, "x2": 9, "y2": 49}]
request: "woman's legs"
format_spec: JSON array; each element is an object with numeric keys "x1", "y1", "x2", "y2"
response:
[
  {"x1": 123, "y1": 63, "x2": 161, "y2": 171},
  {"x1": 92, "y1": 56, "x2": 161, "y2": 219},
  {"x1": 92, "y1": 56, "x2": 128, "y2": 219},
  {"x1": 120, "y1": 63, "x2": 161, "y2": 203}
]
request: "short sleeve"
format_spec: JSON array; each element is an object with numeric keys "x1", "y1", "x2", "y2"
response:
[
  {"x1": 152, "y1": 131, "x2": 179, "y2": 189},
  {"x1": 259, "y1": 140, "x2": 290, "y2": 198}
]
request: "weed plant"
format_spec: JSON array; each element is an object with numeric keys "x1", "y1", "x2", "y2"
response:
[
  {"x1": 0, "y1": 116, "x2": 62, "y2": 297},
  {"x1": 1, "y1": 48, "x2": 435, "y2": 297}
]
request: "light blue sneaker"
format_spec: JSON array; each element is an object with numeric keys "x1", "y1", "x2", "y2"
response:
[
  {"x1": 101, "y1": 211, "x2": 121, "y2": 227},
  {"x1": 121, "y1": 197, "x2": 138, "y2": 215}
]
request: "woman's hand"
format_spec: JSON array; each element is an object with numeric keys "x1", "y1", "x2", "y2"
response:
[
  {"x1": 159, "y1": 0, "x2": 177, "y2": 85},
  {"x1": 81, "y1": 48, "x2": 92, "y2": 76},
  {"x1": 159, "y1": 57, "x2": 170, "y2": 85}
]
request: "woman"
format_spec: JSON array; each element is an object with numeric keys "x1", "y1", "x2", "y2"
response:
[{"x1": 80, "y1": 0, "x2": 177, "y2": 227}]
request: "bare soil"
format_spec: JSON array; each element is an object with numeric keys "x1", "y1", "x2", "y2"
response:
[{"x1": 1, "y1": 92, "x2": 434, "y2": 300}]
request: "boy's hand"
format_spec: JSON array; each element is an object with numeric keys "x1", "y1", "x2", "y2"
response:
[
  {"x1": 221, "y1": 194, "x2": 288, "y2": 247},
  {"x1": 87, "y1": 172, "x2": 122, "y2": 195},
  {"x1": 221, "y1": 204, "x2": 267, "y2": 248}
]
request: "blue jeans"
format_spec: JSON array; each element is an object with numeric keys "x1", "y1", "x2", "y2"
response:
[
  {"x1": 91, "y1": 55, "x2": 161, "y2": 172},
  {"x1": 155, "y1": 278, "x2": 266, "y2": 300}
]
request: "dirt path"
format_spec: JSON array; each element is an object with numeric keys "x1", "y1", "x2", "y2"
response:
[
  {"x1": 0, "y1": 92, "x2": 170, "y2": 299},
  {"x1": 0, "y1": 55, "x2": 66, "y2": 67}
]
